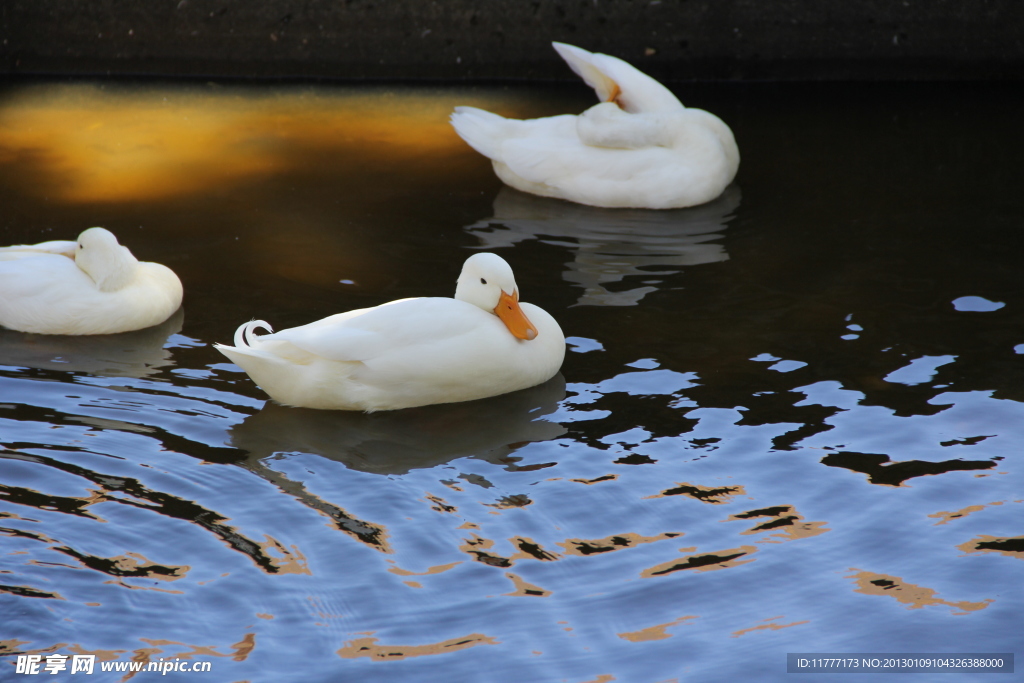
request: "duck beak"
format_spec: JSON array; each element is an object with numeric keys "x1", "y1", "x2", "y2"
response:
[
  {"x1": 605, "y1": 81, "x2": 624, "y2": 108},
  {"x1": 495, "y1": 290, "x2": 538, "y2": 341}
]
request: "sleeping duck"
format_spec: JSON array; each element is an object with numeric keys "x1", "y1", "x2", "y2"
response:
[
  {"x1": 451, "y1": 42, "x2": 739, "y2": 209},
  {"x1": 215, "y1": 253, "x2": 565, "y2": 412},
  {"x1": 0, "y1": 227, "x2": 183, "y2": 335}
]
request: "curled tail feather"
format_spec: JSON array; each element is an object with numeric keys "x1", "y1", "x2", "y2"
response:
[{"x1": 234, "y1": 320, "x2": 273, "y2": 349}]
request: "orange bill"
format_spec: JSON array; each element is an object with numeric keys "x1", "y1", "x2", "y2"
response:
[
  {"x1": 495, "y1": 290, "x2": 538, "y2": 341},
  {"x1": 606, "y1": 81, "x2": 623, "y2": 108}
]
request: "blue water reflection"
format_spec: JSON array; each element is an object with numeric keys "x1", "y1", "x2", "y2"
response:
[{"x1": 1, "y1": 81, "x2": 1022, "y2": 682}]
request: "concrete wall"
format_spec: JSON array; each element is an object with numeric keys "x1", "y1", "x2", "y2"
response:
[{"x1": 2, "y1": 1, "x2": 1022, "y2": 82}]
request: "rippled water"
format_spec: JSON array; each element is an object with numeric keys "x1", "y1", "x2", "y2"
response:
[{"x1": 1, "y1": 80, "x2": 1022, "y2": 681}]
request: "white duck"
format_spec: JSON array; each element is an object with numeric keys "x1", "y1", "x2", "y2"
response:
[
  {"x1": 451, "y1": 42, "x2": 739, "y2": 210},
  {"x1": 215, "y1": 253, "x2": 565, "y2": 412},
  {"x1": 0, "y1": 227, "x2": 183, "y2": 335}
]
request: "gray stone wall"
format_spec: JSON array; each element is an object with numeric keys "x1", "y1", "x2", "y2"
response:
[{"x1": 2, "y1": 1, "x2": 1022, "y2": 81}]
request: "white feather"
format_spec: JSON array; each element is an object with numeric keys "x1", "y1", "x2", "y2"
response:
[
  {"x1": 215, "y1": 253, "x2": 565, "y2": 412},
  {"x1": 450, "y1": 42, "x2": 740, "y2": 209},
  {"x1": 0, "y1": 227, "x2": 183, "y2": 335}
]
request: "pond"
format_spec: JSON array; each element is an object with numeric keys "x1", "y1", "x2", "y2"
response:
[{"x1": 1, "y1": 79, "x2": 1021, "y2": 681}]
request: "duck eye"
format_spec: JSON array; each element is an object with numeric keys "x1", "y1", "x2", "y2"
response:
[{"x1": 480, "y1": 278, "x2": 487, "y2": 285}]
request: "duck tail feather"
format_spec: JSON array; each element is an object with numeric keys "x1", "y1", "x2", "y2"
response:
[
  {"x1": 235, "y1": 319, "x2": 273, "y2": 348},
  {"x1": 450, "y1": 106, "x2": 512, "y2": 160}
]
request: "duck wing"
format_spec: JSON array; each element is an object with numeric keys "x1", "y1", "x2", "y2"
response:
[
  {"x1": 501, "y1": 134, "x2": 675, "y2": 185},
  {"x1": 0, "y1": 251, "x2": 90, "y2": 298},
  {"x1": 0, "y1": 240, "x2": 78, "y2": 260},
  {"x1": 261, "y1": 298, "x2": 490, "y2": 363}
]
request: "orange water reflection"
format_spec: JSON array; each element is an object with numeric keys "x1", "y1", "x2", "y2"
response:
[
  {"x1": 846, "y1": 569, "x2": 993, "y2": 615},
  {"x1": 928, "y1": 500, "x2": 1010, "y2": 525},
  {"x1": 337, "y1": 632, "x2": 498, "y2": 661},
  {"x1": 726, "y1": 505, "x2": 830, "y2": 543},
  {"x1": 956, "y1": 535, "x2": 1024, "y2": 560},
  {"x1": 644, "y1": 481, "x2": 747, "y2": 504},
  {"x1": 640, "y1": 545, "x2": 758, "y2": 578},
  {"x1": 730, "y1": 616, "x2": 810, "y2": 638},
  {"x1": 0, "y1": 84, "x2": 511, "y2": 204},
  {"x1": 502, "y1": 572, "x2": 552, "y2": 597},
  {"x1": 617, "y1": 615, "x2": 698, "y2": 643}
]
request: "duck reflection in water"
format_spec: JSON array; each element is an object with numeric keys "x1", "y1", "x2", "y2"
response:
[
  {"x1": 466, "y1": 185, "x2": 740, "y2": 306},
  {"x1": 0, "y1": 307, "x2": 185, "y2": 378},
  {"x1": 230, "y1": 374, "x2": 567, "y2": 476}
]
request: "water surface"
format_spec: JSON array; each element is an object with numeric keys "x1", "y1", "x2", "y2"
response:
[{"x1": 1, "y1": 80, "x2": 1022, "y2": 681}]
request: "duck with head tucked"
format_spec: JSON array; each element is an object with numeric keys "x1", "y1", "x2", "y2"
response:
[
  {"x1": 215, "y1": 253, "x2": 565, "y2": 412},
  {"x1": 451, "y1": 42, "x2": 739, "y2": 210},
  {"x1": 0, "y1": 227, "x2": 183, "y2": 335}
]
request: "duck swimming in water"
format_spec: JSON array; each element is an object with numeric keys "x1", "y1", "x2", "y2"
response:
[
  {"x1": 215, "y1": 253, "x2": 565, "y2": 412},
  {"x1": 0, "y1": 227, "x2": 183, "y2": 335},
  {"x1": 451, "y1": 42, "x2": 739, "y2": 210}
]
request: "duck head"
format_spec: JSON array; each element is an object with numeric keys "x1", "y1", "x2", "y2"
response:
[
  {"x1": 74, "y1": 227, "x2": 139, "y2": 292},
  {"x1": 455, "y1": 253, "x2": 539, "y2": 341}
]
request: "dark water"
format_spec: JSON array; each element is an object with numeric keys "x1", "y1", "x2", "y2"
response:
[{"x1": 1, "y1": 79, "x2": 1022, "y2": 682}]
